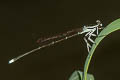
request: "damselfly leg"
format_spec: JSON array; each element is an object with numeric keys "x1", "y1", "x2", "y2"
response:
[{"x1": 82, "y1": 20, "x2": 103, "y2": 52}]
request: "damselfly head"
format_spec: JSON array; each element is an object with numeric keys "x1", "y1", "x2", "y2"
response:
[
  {"x1": 96, "y1": 20, "x2": 104, "y2": 29},
  {"x1": 96, "y1": 20, "x2": 101, "y2": 23}
]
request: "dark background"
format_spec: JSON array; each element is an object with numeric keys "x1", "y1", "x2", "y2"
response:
[{"x1": 0, "y1": 0, "x2": 120, "y2": 80}]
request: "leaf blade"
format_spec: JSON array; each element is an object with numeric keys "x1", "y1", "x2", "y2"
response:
[
  {"x1": 83, "y1": 18, "x2": 120, "y2": 80},
  {"x1": 69, "y1": 70, "x2": 94, "y2": 80}
]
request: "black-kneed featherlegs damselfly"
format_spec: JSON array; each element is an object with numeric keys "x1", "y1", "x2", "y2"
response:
[{"x1": 9, "y1": 20, "x2": 103, "y2": 64}]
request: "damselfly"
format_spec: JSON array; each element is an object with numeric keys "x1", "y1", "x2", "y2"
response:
[{"x1": 9, "y1": 20, "x2": 103, "y2": 64}]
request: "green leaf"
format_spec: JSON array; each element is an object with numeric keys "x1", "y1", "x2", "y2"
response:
[
  {"x1": 69, "y1": 70, "x2": 94, "y2": 80},
  {"x1": 83, "y1": 18, "x2": 120, "y2": 80}
]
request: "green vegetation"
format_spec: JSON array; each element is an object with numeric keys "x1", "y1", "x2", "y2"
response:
[{"x1": 69, "y1": 18, "x2": 120, "y2": 80}]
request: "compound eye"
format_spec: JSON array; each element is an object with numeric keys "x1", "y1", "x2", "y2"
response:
[
  {"x1": 96, "y1": 20, "x2": 100, "y2": 23},
  {"x1": 100, "y1": 23, "x2": 102, "y2": 26}
]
